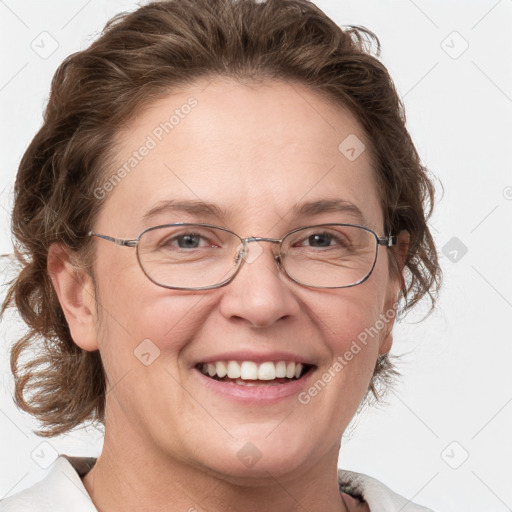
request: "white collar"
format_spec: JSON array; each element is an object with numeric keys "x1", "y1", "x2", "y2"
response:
[{"x1": 1, "y1": 456, "x2": 434, "y2": 512}]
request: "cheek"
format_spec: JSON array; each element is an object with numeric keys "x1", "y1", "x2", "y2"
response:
[
  {"x1": 317, "y1": 285, "x2": 386, "y2": 342},
  {"x1": 94, "y1": 269, "x2": 213, "y2": 374},
  {"x1": 312, "y1": 282, "x2": 391, "y2": 379}
]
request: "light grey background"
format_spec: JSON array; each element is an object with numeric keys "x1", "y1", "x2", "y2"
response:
[{"x1": 1, "y1": 1, "x2": 511, "y2": 511}]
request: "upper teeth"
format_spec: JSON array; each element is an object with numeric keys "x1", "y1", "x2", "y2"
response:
[{"x1": 200, "y1": 361, "x2": 304, "y2": 380}]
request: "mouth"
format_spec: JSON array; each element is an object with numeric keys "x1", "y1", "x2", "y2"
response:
[{"x1": 195, "y1": 360, "x2": 315, "y2": 386}]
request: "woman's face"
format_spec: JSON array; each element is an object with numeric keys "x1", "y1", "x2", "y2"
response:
[{"x1": 79, "y1": 78, "x2": 400, "y2": 479}]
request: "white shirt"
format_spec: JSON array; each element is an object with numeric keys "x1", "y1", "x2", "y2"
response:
[{"x1": 0, "y1": 456, "x2": 435, "y2": 512}]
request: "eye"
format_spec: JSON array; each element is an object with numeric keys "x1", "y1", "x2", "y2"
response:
[
  {"x1": 294, "y1": 230, "x2": 350, "y2": 249},
  {"x1": 173, "y1": 233, "x2": 205, "y2": 249},
  {"x1": 305, "y1": 233, "x2": 336, "y2": 248},
  {"x1": 158, "y1": 230, "x2": 217, "y2": 250}
]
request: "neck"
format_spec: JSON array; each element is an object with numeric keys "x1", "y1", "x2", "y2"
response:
[{"x1": 82, "y1": 420, "x2": 349, "y2": 512}]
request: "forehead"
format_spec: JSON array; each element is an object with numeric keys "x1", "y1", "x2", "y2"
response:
[{"x1": 98, "y1": 78, "x2": 383, "y2": 234}]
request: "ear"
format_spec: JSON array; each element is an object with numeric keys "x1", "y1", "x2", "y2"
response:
[
  {"x1": 393, "y1": 230, "x2": 410, "y2": 276},
  {"x1": 47, "y1": 243, "x2": 99, "y2": 351},
  {"x1": 378, "y1": 230, "x2": 410, "y2": 355}
]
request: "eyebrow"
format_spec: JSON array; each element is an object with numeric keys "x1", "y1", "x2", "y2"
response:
[
  {"x1": 291, "y1": 199, "x2": 367, "y2": 225},
  {"x1": 141, "y1": 198, "x2": 367, "y2": 225},
  {"x1": 142, "y1": 200, "x2": 227, "y2": 223}
]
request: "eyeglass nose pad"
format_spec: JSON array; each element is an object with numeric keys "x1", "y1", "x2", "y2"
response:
[{"x1": 234, "y1": 241, "x2": 248, "y2": 265}]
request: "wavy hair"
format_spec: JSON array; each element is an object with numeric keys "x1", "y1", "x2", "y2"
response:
[{"x1": 1, "y1": 0, "x2": 441, "y2": 436}]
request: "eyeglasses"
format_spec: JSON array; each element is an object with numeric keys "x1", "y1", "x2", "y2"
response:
[{"x1": 88, "y1": 223, "x2": 396, "y2": 290}]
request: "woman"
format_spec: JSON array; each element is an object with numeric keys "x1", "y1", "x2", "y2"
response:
[{"x1": 0, "y1": 0, "x2": 441, "y2": 510}]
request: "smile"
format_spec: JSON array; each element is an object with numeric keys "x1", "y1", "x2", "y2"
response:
[{"x1": 197, "y1": 360, "x2": 314, "y2": 386}]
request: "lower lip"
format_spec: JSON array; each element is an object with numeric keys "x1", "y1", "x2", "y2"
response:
[{"x1": 194, "y1": 368, "x2": 317, "y2": 404}]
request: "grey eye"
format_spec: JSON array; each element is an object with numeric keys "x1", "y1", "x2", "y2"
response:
[
  {"x1": 307, "y1": 233, "x2": 333, "y2": 247},
  {"x1": 175, "y1": 234, "x2": 202, "y2": 249}
]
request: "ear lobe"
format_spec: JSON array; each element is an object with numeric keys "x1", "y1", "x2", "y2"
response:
[
  {"x1": 394, "y1": 230, "x2": 410, "y2": 274},
  {"x1": 47, "y1": 243, "x2": 98, "y2": 351},
  {"x1": 379, "y1": 231, "x2": 409, "y2": 356},
  {"x1": 378, "y1": 291, "x2": 398, "y2": 356},
  {"x1": 379, "y1": 328, "x2": 393, "y2": 355}
]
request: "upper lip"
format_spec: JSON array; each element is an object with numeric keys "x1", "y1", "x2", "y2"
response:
[{"x1": 195, "y1": 350, "x2": 316, "y2": 366}]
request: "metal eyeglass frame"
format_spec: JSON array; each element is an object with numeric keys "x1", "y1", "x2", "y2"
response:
[{"x1": 88, "y1": 222, "x2": 397, "y2": 291}]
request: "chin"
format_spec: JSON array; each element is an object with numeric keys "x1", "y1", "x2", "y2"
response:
[{"x1": 186, "y1": 429, "x2": 319, "y2": 483}]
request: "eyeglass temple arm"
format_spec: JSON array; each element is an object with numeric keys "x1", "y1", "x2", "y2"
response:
[
  {"x1": 88, "y1": 232, "x2": 138, "y2": 247},
  {"x1": 88, "y1": 231, "x2": 397, "y2": 248},
  {"x1": 377, "y1": 235, "x2": 397, "y2": 247}
]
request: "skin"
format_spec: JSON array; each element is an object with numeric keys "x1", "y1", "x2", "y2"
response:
[{"x1": 48, "y1": 77, "x2": 408, "y2": 512}]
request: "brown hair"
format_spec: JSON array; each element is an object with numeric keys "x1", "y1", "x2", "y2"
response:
[{"x1": 1, "y1": 0, "x2": 441, "y2": 436}]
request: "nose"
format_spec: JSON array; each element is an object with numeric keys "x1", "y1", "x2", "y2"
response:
[{"x1": 218, "y1": 240, "x2": 301, "y2": 328}]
